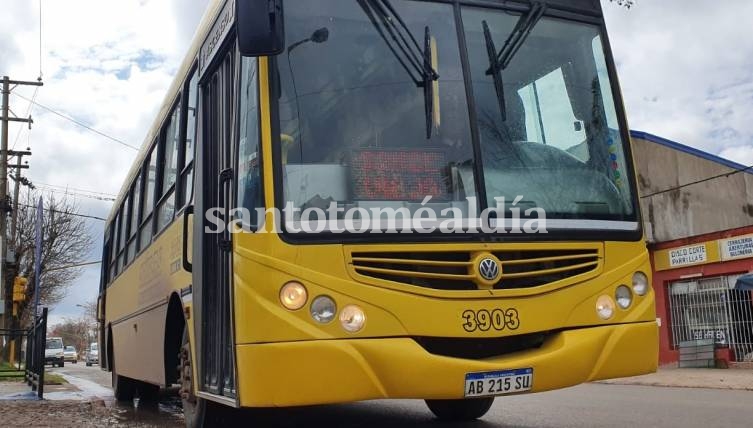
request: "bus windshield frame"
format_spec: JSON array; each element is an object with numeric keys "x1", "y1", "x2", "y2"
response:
[{"x1": 261, "y1": 0, "x2": 641, "y2": 241}]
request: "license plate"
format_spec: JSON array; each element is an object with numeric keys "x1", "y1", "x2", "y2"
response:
[{"x1": 464, "y1": 368, "x2": 533, "y2": 397}]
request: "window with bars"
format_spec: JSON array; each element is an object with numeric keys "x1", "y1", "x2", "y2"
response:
[{"x1": 668, "y1": 275, "x2": 753, "y2": 362}]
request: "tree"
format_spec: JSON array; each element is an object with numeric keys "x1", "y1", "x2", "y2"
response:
[
  {"x1": 12, "y1": 192, "x2": 94, "y2": 327},
  {"x1": 49, "y1": 316, "x2": 92, "y2": 358},
  {"x1": 609, "y1": 0, "x2": 635, "y2": 8}
]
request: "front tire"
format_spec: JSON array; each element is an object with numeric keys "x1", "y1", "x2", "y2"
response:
[
  {"x1": 425, "y1": 397, "x2": 495, "y2": 421},
  {"x1": 179, "y1": 328, "x2": 235, "y2": 427}
]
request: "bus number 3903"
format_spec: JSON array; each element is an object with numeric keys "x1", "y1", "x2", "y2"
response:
[{"x1": 462, "y1": 309, "x2": 520, "y2": 332}]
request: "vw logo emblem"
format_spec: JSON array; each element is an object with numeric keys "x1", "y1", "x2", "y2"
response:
[{"x1": 478, "y1": 258, "x2": 500, "y2": 281}]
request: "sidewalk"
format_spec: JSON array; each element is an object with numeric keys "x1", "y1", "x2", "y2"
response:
[
  {"x1": 0, "y1": 379, "x2": 123, "y2": 427},
  {"x1": 0, "y1": 380, "x2": 35, "y2": 400},
  {"x1": 0, "y1": 377, "x2": 82, "y2": 400},
  {"x1": 598, "y1": 367, "x2": 753, "y2": 391}
]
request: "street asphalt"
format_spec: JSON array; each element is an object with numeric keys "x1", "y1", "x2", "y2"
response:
[{"x1": 45, "y1": 364, "x2": 753, "y2": 427}]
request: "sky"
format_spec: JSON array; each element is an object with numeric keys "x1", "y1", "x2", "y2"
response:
[{"x1": 1, "y1": 0, "x2": 752, "y2": 326}]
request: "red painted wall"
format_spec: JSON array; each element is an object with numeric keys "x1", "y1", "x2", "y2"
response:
[{"x1": 650, "y1": 226, "x2": 753, "y2": 365}]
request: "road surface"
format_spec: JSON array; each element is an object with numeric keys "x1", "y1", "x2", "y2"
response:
[{"x1": 48, "y1": 364, "x2": 753, "y2": 427}]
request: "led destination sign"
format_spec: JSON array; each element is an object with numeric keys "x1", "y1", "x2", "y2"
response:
[{"x1": 350, "y1": 150, "x2": 450, "y2": 202}]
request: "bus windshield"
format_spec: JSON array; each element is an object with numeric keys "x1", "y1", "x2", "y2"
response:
[{"x1": 272, "y1": 0, "x2": 637, "y2": 234}]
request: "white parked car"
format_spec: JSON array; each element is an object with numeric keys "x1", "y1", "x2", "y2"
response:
[
  {"x1": 45, "y1": 337, "x2": 65, "y2": 367},
  {"x1": 85, "y1": 342, "x2": 99, "y2": 366}
]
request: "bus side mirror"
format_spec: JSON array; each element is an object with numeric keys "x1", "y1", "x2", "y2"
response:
[{"x1": 237, "y1": 0, "x2": 285, "y2": 56}]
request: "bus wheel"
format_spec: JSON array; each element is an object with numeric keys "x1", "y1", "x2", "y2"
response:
[
  {"x1": 137, "y1": 381, "x2": 161, "y2": 405},
  {"x1": 179, "y1": 329, "x2": 231, "y2": 427},
  {"x1": 425, "y1": 397, "x2": 495, "y2": 421},
  {"x1": 112, "y1": 366, "x2": 137, "y2": 402}
]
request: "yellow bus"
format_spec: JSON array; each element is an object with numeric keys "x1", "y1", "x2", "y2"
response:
[{"x1": 98, "y1": 0, "x2": 658, "y2": 425}]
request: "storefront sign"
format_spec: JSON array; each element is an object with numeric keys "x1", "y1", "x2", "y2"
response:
[
  {"x1": 654, "y1": 233, "x2": 753, "y2": 271},
  {"x1": 668, "y1": 244, "x2": 707, "y2": 267},
  {"x1": 654, "y1": 241, "x2": 720, "y2": 271},
  {"x1": 720, "y1": 234, "x2": 753, "y2": 260},
  {"x1": 691, "y1": 328, "x2": 727, "y2": 344}
]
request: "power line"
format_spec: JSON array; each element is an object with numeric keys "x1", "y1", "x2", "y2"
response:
[
  {"x1": 11, "y1": 86, "x2": 39, "y2": 150},
  {"x1": 641, "y1": 163, "x2": 753, "y2": 199},
  {"x1": 46, "y1": 260, "x2": 101, "y2": 272},
  {"x1": 33, "y1": 181, "x2": 117, "y2": 198},
  {"x1": 38, "y1": 0, "x2": 43, "y2": 81},
  {"x1": 18, "y1": 202, "x2": 107, "y2": 222},
  {"x1": 11, "y1": 92, "x2": 139, "y2": 151},
  {"x1": 6, "y1": 176, "x2": 118, "y2": 201},
  {"x1": 36, "y1": 186, "x2": 116, "y2": 202}
]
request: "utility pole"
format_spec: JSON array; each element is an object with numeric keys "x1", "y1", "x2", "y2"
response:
[
  {"x1": 10, "y1": 150, "x2": 32, "y2": 241},
  {"x1": 6, "y1": 150, "x2": 31, "y2": 365},
  {"x1": 1, "y1": 76, "x2": 42, "y2": 336}
]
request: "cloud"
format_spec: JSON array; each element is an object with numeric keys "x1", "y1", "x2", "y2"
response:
[
  {"x1": 603, "y1": 0, "x2": 753, "y2": 163},
  {"x1": 1, "y1": 0, "x2": 209, "y2": 325}
]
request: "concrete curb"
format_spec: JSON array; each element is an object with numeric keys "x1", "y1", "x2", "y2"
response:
[
  {"x1": 595, "y1": 379, "x2": 753, "y2": 391},
  {"x1": 594, "y1": 368, "x2": 753, "y2": 391}
]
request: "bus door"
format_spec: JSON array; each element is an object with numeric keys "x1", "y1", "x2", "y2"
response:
[{"x1": 198, "y1": 44, "x2": 238, "y2": 398}]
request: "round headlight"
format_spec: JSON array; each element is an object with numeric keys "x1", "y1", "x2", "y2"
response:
[
  {"x1": 310, "y1": 295, "x2": 337, "y2": 324},
  {"x1": 615, "y1": 285, "x2": 632, "y2": 309},
  {"x1": 279, "y1": 282, "x2": 307, "y2": 310},
  {"x1": 632, "y1": 272, "x2": 649, "y2": 296},
  {"x1": 339, "y1": 305, "x2": 366, "y2": 333},
  {"x1": 596, "y1": 295, "x2": 615, "y2": 320}
]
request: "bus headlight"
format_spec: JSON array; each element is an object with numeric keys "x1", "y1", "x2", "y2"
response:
[
  {"x1": 596, "y1": 295, "x2": 615, "y2": 320},
  {"x1": 280, "y1": 282, "x2": 307, "y2": 310},
  {"x1": 310, "y1": 296, "x2": 336, "y2": 324},
  {"x1": 632, "y1": 272, "x2": 649, "y2": 296},
  {"x1": 339, "y1": 305, "x2": 366, "y2": 333},
  {"x1": 615, "y1": 285, "x2": 632, "y2": 309}
]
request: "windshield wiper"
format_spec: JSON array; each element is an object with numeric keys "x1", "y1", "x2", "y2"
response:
[
  {"x1": 358, "y1": 0, "x2": 439, "y2": 138},
  {"x1": 483, "y1": 21, "x2": 507, "y2": 121},
  {"x1": 484, "y1": 2, "x2": 546, "y2": 121}
]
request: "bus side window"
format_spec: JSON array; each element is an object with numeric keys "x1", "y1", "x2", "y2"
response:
[
  {"x1": 103, "y1": 227, "x2": 112, "y2": 285},
  {"x1": 127, "y1": 174, "x2": 142, "y2": 261},
  {"x1": 237, "y1": 57, "x2": 262, "y2": 229},
  {"x1": 179, "y1": 70, "x2": 198, "y2": 209},
  {"x1": 108, "y1": 225, "x2": 117, "y2": 282},
  {"x1": 118, "y1": 196, "x2": 129, "y2": 270},
  {"x1": 113, "y1": 211, "x2": 123, "y2": 275},
  {"x1": 141, "y1": 143, "x2": 158, "y2": 249},
  {"x1": 157, "y1": 100, "x2": 181, "y2": 232}
]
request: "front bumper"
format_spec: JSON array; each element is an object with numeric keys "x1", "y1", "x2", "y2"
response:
[{"x1": 237, "y1": 321, "x2": 658, "y2": 407}]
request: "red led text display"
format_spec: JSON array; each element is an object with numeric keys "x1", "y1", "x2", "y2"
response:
[{"x1": 350, "y1": 150, "x2": 450, "y2": 201}]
